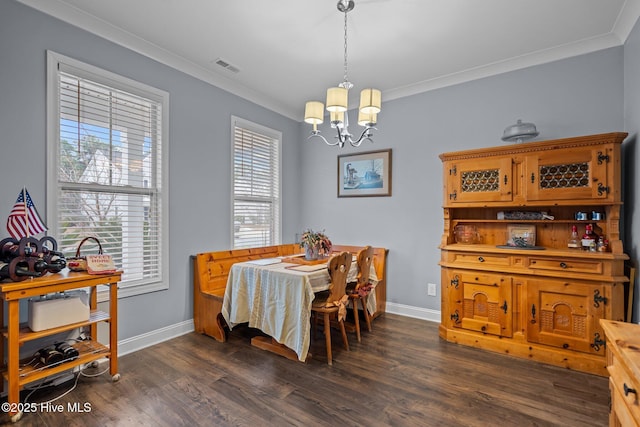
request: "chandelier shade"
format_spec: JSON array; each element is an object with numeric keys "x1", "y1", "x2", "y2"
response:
[
  {"x1": 326, "y1": 87, "x2": 349, "y2": 112},
  {"x1": 358, "y1": 111, "x2": 377, "y2": 127},
  {"x1": 330, "y1": 111, "x2": 345, "y2": 124},
  {"x1": 304, "y1": 101, "x2": 324, "y2": 132},
  {"x1": 359, "y1": 88, "x2": 381, "y2": 114},
  {"x1": 304, "y1": 0, "x2": 381, "y2": 148}
]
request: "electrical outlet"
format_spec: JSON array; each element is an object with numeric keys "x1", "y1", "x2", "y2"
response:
[{"x1": 427, "y1": 283, "x2": 437, "y2": 296}]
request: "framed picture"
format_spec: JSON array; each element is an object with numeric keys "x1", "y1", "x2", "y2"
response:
[
  {"x1": 337, "y1": 149, "x2": 392, "y2": 197},
  {"x1": 507, "y1": 224, "x2": 536, "y2": 247}
]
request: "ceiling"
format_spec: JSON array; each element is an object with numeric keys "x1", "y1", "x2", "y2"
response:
[{"x1": 17, "y1": 0, "x2": 640, "y2": 121}]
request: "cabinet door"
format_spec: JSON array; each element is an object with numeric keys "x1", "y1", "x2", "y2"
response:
[
  {"x1": 525, "y1": 147, "x2": 609, "y2": 201},
  {"x1": 447, "y1": 270, "x2": 513, "y2": 337},
  {"x1": 444, "y1": 157, "x2": 513, "y2": 204},
  {"x1": 526, "y1": 279, "x2": 605, "y2": 355}
]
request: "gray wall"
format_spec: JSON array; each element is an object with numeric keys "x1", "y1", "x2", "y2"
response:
[
  {"x1": 0, "y1": 1, "x2": 303, "y2": 339},
  {"x1": 299, "y1": 47, "x2": 625, "y2": 314},
  {"x1": 624, "y1": 17, "x2": 640, "y2": 322}
]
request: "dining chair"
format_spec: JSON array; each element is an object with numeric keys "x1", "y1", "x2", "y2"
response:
[
  {"x1": 346, "y1": 246, "x2": 374, "y2": 342},
  {"x1": 311, "y1": 251, "x2": 352, "y2": 365}
]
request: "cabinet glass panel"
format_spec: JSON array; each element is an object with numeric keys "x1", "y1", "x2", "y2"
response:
[
  {"x1": 525, "y1": 147, "x2": 609, "y2": 201},
  {"x1": 444, "y1": 157, "x2": 513, "y2": 204}
]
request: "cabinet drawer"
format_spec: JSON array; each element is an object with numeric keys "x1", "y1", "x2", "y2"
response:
[
  {"x1": 449, "y1": 252, "x2": 511, "y2": 268},
  {"x1": 608, "y1": 364, "x2": 640, "y2": 423},
  {"x1": 527, "y1": 257, "x2": 603, "y2": 274}
]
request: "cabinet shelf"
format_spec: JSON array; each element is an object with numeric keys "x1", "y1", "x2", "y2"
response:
[
  {"x1": 1, "y1": 340, "x2": 109, "y2": 387},
  {"x1": 451, "y1": 219, "x2": 605, "y2": 224},
  {"x1": 440, "y1": 243, "x2": 627, "y2": 259},
  {"x1": 2, "y1": 310, "x2": 110, "y2": 344}
]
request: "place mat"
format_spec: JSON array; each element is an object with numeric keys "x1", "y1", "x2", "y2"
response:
[
  {"x1": 281, "y1": 255, "x2": 329, "y2": 265},
  {"x1": 285, "y1": 264, "x2": 328, "y2": 272},
  {"x1": 246, "y1": 258, "x2": 282, "y2": 266}
]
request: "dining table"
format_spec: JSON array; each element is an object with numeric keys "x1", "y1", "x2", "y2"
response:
[{"x1": 221, "y1": 254, "x2": 378, "y2": 362}]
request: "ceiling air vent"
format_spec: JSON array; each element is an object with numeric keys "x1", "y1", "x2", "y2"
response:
[{"x1": 214, "y1": 58, "x2": 240, "y2": 73}]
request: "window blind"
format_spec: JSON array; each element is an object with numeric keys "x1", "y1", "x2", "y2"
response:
[
  {"x1": 47, "y1": 52, "x2": 168, "y2": 294},
  {"x1": 232, "y1": 118, "x2": 281, "y2": 249}
]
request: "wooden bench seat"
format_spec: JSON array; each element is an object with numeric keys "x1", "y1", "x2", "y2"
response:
[{"x1": 192, "y1": 244, "x2": 388, "y2": 343}]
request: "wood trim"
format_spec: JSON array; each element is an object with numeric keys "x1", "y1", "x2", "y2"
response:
[{"x1": 439, "y1": 132, "x2": 627, "y2": 161}]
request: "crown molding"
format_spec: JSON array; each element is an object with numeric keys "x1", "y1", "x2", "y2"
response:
[
  {"x1": 16, "y1": 0, "x2": 640, "y2": 122},
  {"x1": 384, "y1": 32, "x2": 625, "y2": 104},
  {"x1": 15, "y1": 0, "x2": 297, "y2": 120},
  {"x1": 613, "y1": 0, "x2": 640, "y2": 43}
]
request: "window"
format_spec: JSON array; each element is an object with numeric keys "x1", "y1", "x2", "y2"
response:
[
  {"x1": 46, "y1": 51, "x2": 169, "y2": 298},
  {"x1": 231, "y1": 116, "x2": 281, "y2": 249}
]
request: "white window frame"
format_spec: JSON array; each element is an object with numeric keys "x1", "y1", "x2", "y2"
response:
[
  {"x1": 46, "y1": 51, "x2": 170, "y2": 299},
  {"x1": 231, "y1": 116, "x2": 282, "y2": 248}
]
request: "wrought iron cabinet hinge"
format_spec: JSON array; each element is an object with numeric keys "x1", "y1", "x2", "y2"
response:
[
  {"x1": 451, "y1": 275, "x2": 459, "y2": 289},
  {"x1": 597, "y1": 151, "x2": 610, "y2": 164},
  {"x1": 449, "y1": 190, "x2": 457, "y2": 201},
  {"x1": 450, "y1": 310, "x2": 460, "y2": 325},
  {"x1": 449, "y1": 165, "x2": 457, "y2": 176},
  {"x1": 591, "y1": 332, "x2": 606, "y2": 352},
  {"x1": 593, "y1": 289, "x2": 608, "y2": 308},
  {"x1": 597, "y1": 183, "x2": 610, "y2": 196}
]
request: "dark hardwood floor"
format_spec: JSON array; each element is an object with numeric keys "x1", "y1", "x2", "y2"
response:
[{"x1": 3, "y1": 314, "x2": 609, "y2": 426}]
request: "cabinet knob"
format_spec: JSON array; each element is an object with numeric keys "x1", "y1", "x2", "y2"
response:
[
  {"x1": 624, "y1": 383, "x2": 637, "y2": 397},
  {"x1": 560, "y1": 262, "x2": 567, "y2": 269},
  {"x1": 478, "y1": 256, "x2": 485, "y2": 262}
]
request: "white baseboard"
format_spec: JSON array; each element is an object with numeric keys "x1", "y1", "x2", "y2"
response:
[
  {"x1": 117, "y1": 319, "x2": 194, "y2": 356},
  {"x1": 385, "y1": 302, "x2": 440, "y2": 323},
  {"x1": 117, "y1": 304, "x2": 439, "y2": 357}
]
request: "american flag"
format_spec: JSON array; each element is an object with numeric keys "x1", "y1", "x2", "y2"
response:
[{"x1": 6, "y1": 188, "x2": 48, "y2": 239}]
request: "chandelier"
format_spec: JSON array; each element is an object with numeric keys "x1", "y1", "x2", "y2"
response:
[{"x1": 304, "y1": 0, "x2": 381, "y2": 148}]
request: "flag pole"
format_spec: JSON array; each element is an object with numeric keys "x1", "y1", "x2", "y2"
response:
[{"x1": 23, "y1": 187, "x2": 30, "y2": 238}]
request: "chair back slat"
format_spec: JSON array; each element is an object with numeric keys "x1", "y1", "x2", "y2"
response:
[
  {"x1": 356, "y1": 246, "x2": 374, "y2": 289},
  {"x1": 326, "y1": 251, "x2": 352, "y2": 301}
]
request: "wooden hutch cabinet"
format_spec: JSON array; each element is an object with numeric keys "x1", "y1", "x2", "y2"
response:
[{"x1": 439, "y1": 132, "x2": 629, "y2": 376}]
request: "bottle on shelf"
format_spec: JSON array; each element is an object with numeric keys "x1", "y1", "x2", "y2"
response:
[
  {"x1": 567, "y1": 225, "x2": 581, "y2": 250},
  {"x1": 597, "y1": 236, "x2": 609, "y2": 252},
  {"x1": 581, "y1": 224, "x2": 597, "y2": 252}
]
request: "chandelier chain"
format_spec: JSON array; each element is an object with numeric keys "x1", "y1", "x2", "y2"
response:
[
  {"x1": 343, "y1": 9, "x2": 348, "y2": 84},
  {"x1": 304, "y1": 0, "x2": 379, "y2": 148}
]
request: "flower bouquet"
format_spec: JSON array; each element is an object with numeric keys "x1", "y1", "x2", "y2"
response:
[{"x1": 299, "y1": 229, "x2": 332, "y2": 260}]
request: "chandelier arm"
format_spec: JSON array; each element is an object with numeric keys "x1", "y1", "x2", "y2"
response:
[
  {"x1": 347, "y1": 126, "x2": 375, "y2": 147},
  {"x1": 307, "y1": 132, "x2": 342, "y2": 147}
]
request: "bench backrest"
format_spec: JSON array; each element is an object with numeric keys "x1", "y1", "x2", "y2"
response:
[{"x1": 194, "y1": 244, "x2": 299, "y2": 296}]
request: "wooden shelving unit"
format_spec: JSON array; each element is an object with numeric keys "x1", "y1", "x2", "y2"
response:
[
  {"x1": 0, "y1": 270, "x2": 121, "y2": 422},
  {"x1": 439, "y1": 132, "x2": 629, "y2": 376}
]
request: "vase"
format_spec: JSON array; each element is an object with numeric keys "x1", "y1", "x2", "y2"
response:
[{"x1": 304, "y1": 245, "x2": 319, "y2": 260}]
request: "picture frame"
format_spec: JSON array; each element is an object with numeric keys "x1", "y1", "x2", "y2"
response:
[
  {"x1": 337, "y1": 149, "x2": 392, "y2": 197},
  {"x1": 507, "y1": 224, "x2": 536, "y2": 247}
]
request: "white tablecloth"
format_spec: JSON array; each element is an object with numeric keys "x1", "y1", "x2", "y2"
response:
[{"x1": 221, "y1": 257, "x2": 377, "y2": 361}]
